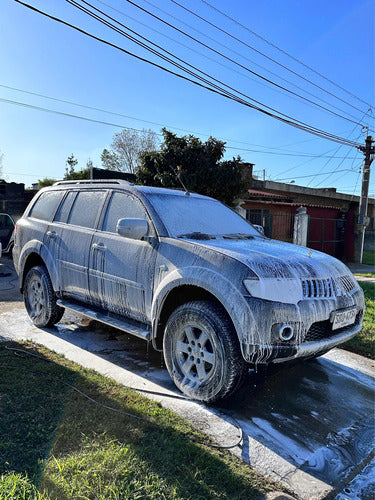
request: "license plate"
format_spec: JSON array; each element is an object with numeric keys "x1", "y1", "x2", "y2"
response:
[{"x1": 331, "y1": 308, "x2": 357, "y2": 330}]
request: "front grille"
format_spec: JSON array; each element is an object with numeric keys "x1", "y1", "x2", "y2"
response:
[
  {"x1": 335, "y1": 275, "x2": 356, "y2": 294},
  {"x1": 302, "y1": 278, "x2": 334, "y2": 298},
  {"x1": 302, "y1": 274, "x2": 357, "y2": 299},
  {"x1": 304, "y1": 312, "x2": 362, "y2": 342}
]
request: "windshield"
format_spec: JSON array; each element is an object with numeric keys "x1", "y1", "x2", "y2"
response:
[{"x1": 146, "y1": 194, "x2": 260, "y2": 238}]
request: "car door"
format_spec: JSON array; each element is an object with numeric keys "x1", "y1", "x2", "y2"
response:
[
  {"x1": 88, "y1": 190, "x2": 157, "y2": 323},
  {"x1": 54, "y1": 189, "x2": 107, "y2": 301},
  {"x1": 0, "y1": 213, "x2": 15, "y2": 252}
]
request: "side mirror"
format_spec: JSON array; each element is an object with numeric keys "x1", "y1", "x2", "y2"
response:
[
  {"x1": 253, "y1": 224, "x2": 265, "y2": 235},
  {"x1": 116, "y1": 218, "x2": 149, "y2": 240}
]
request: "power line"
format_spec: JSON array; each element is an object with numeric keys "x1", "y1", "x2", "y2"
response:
[
  {"x1": 64, "y1": 0, "x2": 364, "y2": 146},
  {"x1": 11, "y1": 1, "x2": 364, "y2": 147},
  {"x1": 102, "y1": 0, "x2": 368, "y2": 126},
  {"x1": 276, "y1": 168, "x2": 357, "y2": 181},
  {"x1": 198, "y1": 0, "x2": 374, "y2": 111},
  {"x1": 0, "y1": 94, "x2": 358, "y2": 159},
  {"x1": 119, "y1": 0, "x2": 366, "y2": 127}
]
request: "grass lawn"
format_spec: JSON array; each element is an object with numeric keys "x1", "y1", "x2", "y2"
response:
[
  {"x1": 355, "y1": 273, "x2": 375, "y2": 278},
  {"x1": 343, "y1": 282, "x2": 375, "y2": 360},
  {"x1": 362, "y1": 250, "x2": 375, "y2": 266},
  {"x1": 0, "y1": 342, "x2": 279, "y2": 500}
]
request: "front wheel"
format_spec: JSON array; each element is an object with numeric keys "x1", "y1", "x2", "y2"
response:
[
  {"x1": 24, "y1": 265, "x2": 64, "y2": 327},
  {"x1": 163, "y1": 300, "x2": 247, "y2": 403}
]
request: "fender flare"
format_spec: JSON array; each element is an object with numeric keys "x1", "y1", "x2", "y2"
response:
[
  {"x1": 19, "y1": 240, "x2": 60, "y2": 292},
  {"x1": 151, "y1": 266, "x2": 257, "y2": 349}
]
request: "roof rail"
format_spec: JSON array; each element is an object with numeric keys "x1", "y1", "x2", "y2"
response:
[{"x1": 53, "y1": 179, "x2": 132, "y2": 186}]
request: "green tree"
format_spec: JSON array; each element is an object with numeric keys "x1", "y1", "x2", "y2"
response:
[
  {"x1": 136, "y1": 129, "x2": 247, "y2": 205},
  {"x1": 38, "y1": 177, "x2": 56, "y2": 189},
  {"x1": 65, "y1": 154, "x2": 78, "y2": 178}
]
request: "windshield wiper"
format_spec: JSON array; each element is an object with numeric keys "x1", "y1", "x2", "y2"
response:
[
  {"x1": 222, "y1": 233, "x2": 254, "y2": 240},
  {"x1": 177, "y1": 232, "x2": 216, "y2": 240}
]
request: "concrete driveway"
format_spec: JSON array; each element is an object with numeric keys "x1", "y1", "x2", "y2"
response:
[{"x1": 1, "y1": 257, "x2": 374, "y2": 500}]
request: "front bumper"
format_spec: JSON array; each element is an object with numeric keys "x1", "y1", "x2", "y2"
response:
[
  {"x1": 241, "y1": 286, "x2": 365, "y2": 364},
  {"x1": 246, "y1": 321, "x2": 362, "y2": 363}
]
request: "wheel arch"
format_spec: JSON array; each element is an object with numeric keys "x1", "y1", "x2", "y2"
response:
[
  {"x1": 152, "y1": 284, "x2": 233, "y2": 350},
  {"x1": 151, "y1": 267, "x2": 255, "y2": 353},
  {"x1": 19, "y1": 241, "x2": 59, "y2": 294}
]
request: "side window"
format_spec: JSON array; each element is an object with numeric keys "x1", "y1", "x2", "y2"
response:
[
  {"x1": 68, "y1": 191, "x2": 106, "y2": 229},
  {"x1": 54, "y1": 191, "x2": 77, "y2": 223},
  {"x1": 29, "y1": 191, "x2": 64, "y2": 221},
  {"x1": 0, "y1": 214, "x2": 14, "y2": 228},
  {"x1": 102, "y1": 192, "x2": 148, "y2": 233}
]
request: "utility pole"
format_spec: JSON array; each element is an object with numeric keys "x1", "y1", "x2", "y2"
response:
[{"x1": 357, "y1": 135, "x2": 374, "y2": 263}]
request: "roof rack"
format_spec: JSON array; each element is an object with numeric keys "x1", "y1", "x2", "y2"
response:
[{"x1": 53, "y1": 179, "x2": 132, "y2": 186}]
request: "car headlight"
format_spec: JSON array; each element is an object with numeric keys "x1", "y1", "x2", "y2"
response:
[{"x1": 243, "y1": 278, "x2": 302, "y2": 304}]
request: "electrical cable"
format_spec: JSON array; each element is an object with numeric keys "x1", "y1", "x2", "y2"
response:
[
  {"x1": 64, "y1": 0, "x2": 366, "y2": 146},
  {"x1": 1, "y1": 83, "x2": 358, "y2": 156},
  {"x1": 311, "y1": 128, "x2": 364, "y2": 187},
  {"x1": 98, "y1": 0, "x2": 368, "y2": 126},
  {"x1": 4, "y1": 345, "x2": 244, "y2": 450},
  {"x1": 70, "y1": 0, "x2": 356, "y2": 138},
  {"x1": 276, "y1": 168, "x2": 356, "y2": 181},
  {"x1": 0, "y1": 91, "x2": 360, "y2": 160},
  {"x1": 198, "y1": 0, "x2": 374, "y2": 111},
  {"x1": 10, "y1": 1, "x2": 364, "y2": 147},
  {"x1": 119, "y1": 0, "x2": 366, "y2": 127}
]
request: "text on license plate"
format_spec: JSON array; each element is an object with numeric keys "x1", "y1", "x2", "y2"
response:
[{"x1": 332, "y1": 308, "x2": 357, "y2": 330}]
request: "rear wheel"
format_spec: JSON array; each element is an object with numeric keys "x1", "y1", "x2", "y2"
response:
[
  {"x1": 163, "y1": 300, "x2": 247, "y2": 403},
  {"x1": 24, "y1": 265, "x2": 64, "y2": 327}
]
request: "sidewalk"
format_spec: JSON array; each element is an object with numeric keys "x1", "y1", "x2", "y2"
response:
[{"x1": 347, "y1": 262, "x2": 375, "y2": 283}]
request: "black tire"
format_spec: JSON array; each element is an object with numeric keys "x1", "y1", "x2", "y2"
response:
[
  {"x1": 163, "y1": 300, "x2": 247, "y2": 403},
  {"x1": 23, "y1": 265, "x2": 64, "y2": 327}
]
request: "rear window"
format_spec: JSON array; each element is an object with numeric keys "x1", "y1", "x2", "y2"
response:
[
  {"x1": 68, "y1": 190, "x2": 106, "y2": 229},
  {"x1": 54, "y1": 191, "x2": 77, "y2": 223},
  {"x1": 29, "y1": 191, "x2": 64, "y2": 222}
]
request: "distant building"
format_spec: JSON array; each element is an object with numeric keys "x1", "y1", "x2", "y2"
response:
[
  {"x1": 0, "y1": 180, "x2": 27, "y2": 218},
  {"x1": 236, "y1": 178, "x2": 375, "y2": 262}
]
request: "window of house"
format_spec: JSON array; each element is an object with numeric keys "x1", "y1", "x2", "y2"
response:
[
  {"x1": 29, "y1": 191, "x2": 64, "y2": 221},
  {"x1": 68, "y1": 190, "x2": 106, "y2": 229},
  {"x1": 102, "y1": 192, "x2": 148, "y2": 233}
]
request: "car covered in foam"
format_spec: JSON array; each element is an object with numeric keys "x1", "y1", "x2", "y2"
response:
[{"x1": 13, "y1": 180, "x2": 365, "y2": 402}]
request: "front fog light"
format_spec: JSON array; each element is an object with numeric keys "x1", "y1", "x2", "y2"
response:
[{"x1": 278, "y1": 324, "x2": 294, "y2": 341}]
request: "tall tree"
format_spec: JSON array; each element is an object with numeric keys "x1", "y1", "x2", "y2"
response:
[
  {"x1": 65, "y1": 154, "x2": 78, "y2": 178},
  {"x1": 136, "y1": 129, "x2": 247, "y2": 205},
  {"x1": 101, "y1": 148, "x2": 121, "y2": 171},
  {"x1": 102, "y1": 128, "x2": 158, "y2": 173}
]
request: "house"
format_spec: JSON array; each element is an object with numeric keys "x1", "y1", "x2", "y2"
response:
[{"x1": 236, "y1": 177, "x2": 375, "y2": 262}]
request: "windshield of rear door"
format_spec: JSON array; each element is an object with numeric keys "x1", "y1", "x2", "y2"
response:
[{"x1": 145, "y1": 193, "x2": 260, "y2": 239}]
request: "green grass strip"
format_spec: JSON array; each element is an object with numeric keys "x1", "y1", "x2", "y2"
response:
[
  {"x1": 0, "y1": 342, "x2": 278, "y2": 499},
  {"x1": 343, "y1": 282, "x2": 375, "y2": 359}
]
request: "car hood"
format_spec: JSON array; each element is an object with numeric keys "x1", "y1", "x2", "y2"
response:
[{"x1": 191, "y1": 237, "x2": 352, "y2": 279}]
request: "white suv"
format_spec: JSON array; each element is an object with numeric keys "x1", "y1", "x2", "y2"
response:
[{"x1": 13, "y1": 180, "x2": 365, "y2": 402}]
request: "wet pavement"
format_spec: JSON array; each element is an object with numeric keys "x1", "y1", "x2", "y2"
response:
[{"x1": 0, "y1": 257, "x2": 374, "y2": 499}]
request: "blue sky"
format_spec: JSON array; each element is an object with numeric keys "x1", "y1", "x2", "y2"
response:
[{"x1": 0, "y1": 0, "x2": 374, "y2": 196}]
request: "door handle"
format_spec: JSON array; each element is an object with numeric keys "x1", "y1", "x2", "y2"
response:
[
  {"x1": 46, "y1": 230, "x2": 56, "y2": 239},
  {"x1": 92, "y1": 242, "x2": 106, "y2": 251}
]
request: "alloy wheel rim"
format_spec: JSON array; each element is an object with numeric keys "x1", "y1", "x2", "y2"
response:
[
  {"x1": 176, "y1": 323, "x2": 216, "y2": 383},
  {"x1": 27, "y1": 277, "x2": 45, "y2": 317}
]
